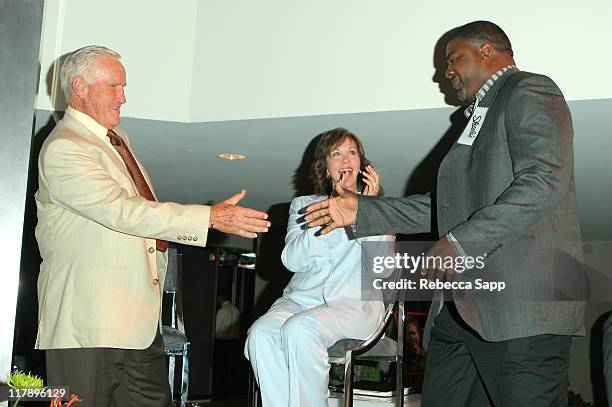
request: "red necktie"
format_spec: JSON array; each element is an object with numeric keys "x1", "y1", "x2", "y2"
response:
[{"x1": 107, "y1": 129, "x2": 169, "y2": 252}]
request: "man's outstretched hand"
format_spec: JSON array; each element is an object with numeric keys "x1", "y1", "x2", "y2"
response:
[
  {"x1": 210, "y1": 190, "x2": 270, "y2": 238},
  {"x1": 303, "y1": 180, "x2": 358, "y2": 235}
]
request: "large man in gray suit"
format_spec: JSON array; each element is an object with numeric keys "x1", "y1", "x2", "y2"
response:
[{"x1": 305, "y1": 21, "x2": 584, "y2": 406}]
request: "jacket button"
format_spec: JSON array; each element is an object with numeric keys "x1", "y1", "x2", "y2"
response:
[
  {"x1": 188, "y1": 236, "x2": 192, "y2": 241},
  {"x1": 148, "y1": 247, "x2": 155, "y2": 253},
  {"x1": 193, "y1": 236, "x2": 198, "y2": 241},
  {"x1": 177, "y1": 236, "x2": 182, "y2": 240},
  {"x1": 182, "y1": 235, "x2": 187, "y2": 240},
  {"x1": 152, "y1": 278, "x2": 159, "y2": 285}
]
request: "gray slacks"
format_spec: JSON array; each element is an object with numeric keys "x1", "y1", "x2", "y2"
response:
[
  {"x1": 421, "y1": 303, "x2": 571, "y2": 407},
  {"x1": 46, "y1": 330, "x2": 171, "y2": 407}
]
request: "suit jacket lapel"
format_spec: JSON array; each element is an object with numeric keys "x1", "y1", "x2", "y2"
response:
[
  {"x1": 61, "y1": 115, "x2": 139, "y2": 194},
  {"x1": 477, "y1": 70, "x2": 519, "y2": 109}
]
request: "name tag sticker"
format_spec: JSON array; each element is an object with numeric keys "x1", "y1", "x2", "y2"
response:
[{"x1": 457, "y1": 107, "x2": 488, "y2": 146}]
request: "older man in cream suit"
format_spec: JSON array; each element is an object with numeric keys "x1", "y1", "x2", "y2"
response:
[{"x1": 35, "y1": 45, "x2": 270, "y2": 406}]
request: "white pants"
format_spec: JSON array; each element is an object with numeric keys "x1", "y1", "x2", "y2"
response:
[{"x1": 245, "y1": 297, "x2": 358, "y2": 407}]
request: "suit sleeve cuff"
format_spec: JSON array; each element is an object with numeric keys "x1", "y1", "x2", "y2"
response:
[{"x1": 446, "y1": 232, "x2": 467, "y2": 258}]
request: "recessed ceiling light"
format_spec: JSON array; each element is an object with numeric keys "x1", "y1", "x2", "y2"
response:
[{"x1": 217, "y1": 153, "x2": 247, "y2": 160}]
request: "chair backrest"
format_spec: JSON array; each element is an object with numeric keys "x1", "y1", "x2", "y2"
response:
[
  {"x1": 350, "y1": 301, "x2": 397, "y2": 356},
  {"x1": 352, "y1": 264, "x2": 406, "y2": 356},
  {"x1": 380, "y1": 266, "x2": 405, "y2": 305},
  {"x1": 164, "y1": 247, "x2": 179, "y2": 293},
  {"x1": 163, "y1": 247, "x2": 186, "y2": 333}
]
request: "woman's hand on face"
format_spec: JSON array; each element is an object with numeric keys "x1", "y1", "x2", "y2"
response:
[
  {"x1": 361, "y1": 165, "x2": 380, "y2": 196},
  {"x1": 338, "y1": 171, "x2": 351, "y2": 191}
]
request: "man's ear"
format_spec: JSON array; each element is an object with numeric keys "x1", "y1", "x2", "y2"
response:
[
  {"x1": 72, "y1": 75, "x2": 87, "y2": 99},
  {"x1": 480, "y1": 44, "x2": 494, "y2": 61}
]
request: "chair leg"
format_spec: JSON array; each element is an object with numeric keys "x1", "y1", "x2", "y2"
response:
[
  {"x1": 248, "y1": 369, "x2": 259, "y2": 407},
  {"x1": 181, "y1": 344, "x2": 189, "y2": 407},
  {"x1": 396, "y1": 359, "x2": 403, "y2": 407},
  {"x1": 168, "y1": 355, "x2": 176, "y2": 403},
  {"x1": 397, "y1": 301, "x2": 405, "y2": 407},
  {"x1": 343, "y1": 350, "x2": 354, "y2": 407}
]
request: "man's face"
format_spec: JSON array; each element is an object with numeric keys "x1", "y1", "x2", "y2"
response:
[
  {"x1": 79, "y1": 56, "x2": 126, "y2": 129},
  {"x1": 407, "y1": 323, "x2": 420, "y2": 346},
  {"x1": 445, "y1": 37, "x2": 486, "y2": 103}
]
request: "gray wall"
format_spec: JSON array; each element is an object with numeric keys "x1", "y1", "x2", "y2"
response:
[
  {"x1": 0, "y1": 0, "x2": 44, "y2": 398},
  {"x1": 33, "y1": 97, "x2": 612, "y2": 242}
]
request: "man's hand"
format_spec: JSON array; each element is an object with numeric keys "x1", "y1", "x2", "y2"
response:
[
  {"x1": 303, "y1": 180, "x2": 358, "y2": 235},
  {"x1": 210, "y1": 190, "x2": 270, "y2": 238},
  {"x1": 421, "y1": 235, "x2": 459, "y2": 282}
]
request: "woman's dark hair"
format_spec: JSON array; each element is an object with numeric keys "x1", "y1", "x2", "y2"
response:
[{"x1": 310, "y1": 127, "x2": 374, "y2": 196}]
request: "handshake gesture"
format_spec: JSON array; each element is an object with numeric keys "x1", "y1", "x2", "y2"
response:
[
  {"x1": 209, "y1": 190, "x2": 270, "y2": 238},
  {"x1": 303, "y1": 181, "x2": 359, "y2": 234},
  {"x1": 303, "y1": 183, "x2": 459, "y2": 282},
  {"x1": 303, "y1": 164, "x2": 379, "y2": 233}
]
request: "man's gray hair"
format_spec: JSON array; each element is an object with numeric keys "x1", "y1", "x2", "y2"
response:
[{"x1": 59, "y1": 45, "x2": 121, "y2": 100}]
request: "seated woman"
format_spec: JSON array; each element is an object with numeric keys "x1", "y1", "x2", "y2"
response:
[{"x1": 244, "y1": 127, "x2": 395, "y2": 407}]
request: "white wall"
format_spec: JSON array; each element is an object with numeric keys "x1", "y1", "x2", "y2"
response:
[
  {"x1": 38, "y1": 0, "x2": 198, "y2": 121},
  {"x1": 37, "y1": 0, "x2": 612, "y2": 122}
]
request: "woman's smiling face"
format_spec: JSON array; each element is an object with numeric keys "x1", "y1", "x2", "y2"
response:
[{"x1": 325, "y1": 137, "x2": 361, "y2": 192}]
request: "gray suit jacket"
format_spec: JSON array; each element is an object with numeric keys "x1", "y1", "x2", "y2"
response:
[{"x1": 355, "y1": 71, "x2": 585, "y2": 342}]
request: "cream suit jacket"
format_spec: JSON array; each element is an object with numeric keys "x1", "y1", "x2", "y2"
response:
[{"x1": 35, "y1": 107, "x2": 210, "y2": 350}]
